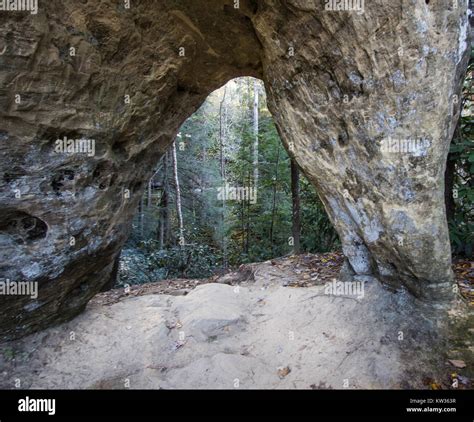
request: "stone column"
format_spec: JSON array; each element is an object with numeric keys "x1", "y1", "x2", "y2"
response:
[{"x1": 255, "y1": 0, "x2": 470, "y2": 302}]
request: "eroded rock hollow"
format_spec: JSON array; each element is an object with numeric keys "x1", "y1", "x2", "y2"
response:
[{"x1": 0, "y1": 0, "x2": 470, "y2": 340}]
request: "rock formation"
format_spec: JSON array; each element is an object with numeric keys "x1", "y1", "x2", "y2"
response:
[{"x1": 0, "y1": 0, "x2": 470, "y2": 340}]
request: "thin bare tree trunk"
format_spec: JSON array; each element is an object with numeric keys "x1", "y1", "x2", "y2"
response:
[
  {"x1": 269, "y1": 146, "x2": 281, "y2": 252},
  {"x1": 445, "y1": 155, "x2": 456, "y2": 222},
  {"x1": 240, "y1": 205, "x2": 245, "y2": 253},
  {"x1": 219, "y1": 87, "x2": 228, "y2": 268},
  {"x1": 147, "y1": 177, "x2": 152, "y2": 208},
  {"x1": 445, "y1": 124, "x2": 460, "y2": 223},
  {"x1": 252, "y1": 80, "x2": 259, "y2": 188},
  {"x1": 159, "y1": 200, "x2": 165, "y2": 249},
  {"x1": 138, "y1": 197, "x2": 144, "y2": 238},
  {"x1": 142, "y1": 176, "x2": 151, "y2": 238},
  {"x1": 291, "y1": 158, "x2": 301, "y2": 255},
  {"x1": 171, "y1": 142, "x2": 184, "y2": 248},
  {"x1": 159, "y1": 151, "x2": 170, "y2": 249},
  {"x1": 219, "y1": 86, "x2": 227, "y2": 181},
  {"x1": 245, "y1": 172, "x2": 251, "y2": 254}
]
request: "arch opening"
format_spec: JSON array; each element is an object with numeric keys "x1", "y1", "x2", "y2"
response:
[{"x1": 120, "y1": 77, "x2": 341, "y2": 286}]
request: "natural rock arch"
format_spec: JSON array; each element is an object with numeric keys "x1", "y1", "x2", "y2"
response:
[{"x1": 0, "y1": 0, "x2": 470, "y2": 340}]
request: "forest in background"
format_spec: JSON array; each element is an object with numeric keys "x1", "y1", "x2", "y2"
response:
[
  {"x1": 119, "y1": 77, "x2": 339, "y2": 285},
  {"x1": 119, "y1": 56, "x2": 473, "y2": 286}
]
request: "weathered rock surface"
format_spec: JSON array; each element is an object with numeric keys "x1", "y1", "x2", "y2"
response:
[
  {"x1": 0, "y1": 264, "x2": 461, "y2": 389},
  {"x1": 0, "y1": 1, "x2": 471, "y2": 339}
]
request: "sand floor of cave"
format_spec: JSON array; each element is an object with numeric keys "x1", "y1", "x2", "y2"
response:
[{"x1": 0, "y1": 258, "x2": 466, "y2": 389}]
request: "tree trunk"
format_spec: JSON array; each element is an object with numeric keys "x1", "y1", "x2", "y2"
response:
[
  {"x1": 219, "y1": 87, "x2": 228, "y2": 268},
  {"x1": 138, "y1": 197, "x2": 144, "y2": 239},
  {"x1": 241, "y1": 197, "x2": 245, "y2": 254},
  {"x1": 171, "y1": 141, "x2": 185, "y2": 248},
  {"x1": 252, "y1": 80, "x2": 259, "y2": 188},
  {"x1": 159, "y1": 151, "x2": 170, "y2": 250},
  {"x1": 445, "y1": 124, "x2": 459, "y2": 223},
  {"x1": 100, "y1": 253, "x2": 121, "y2": 292},
  {"x1": 159, "y1": 194, "x2": 165, "y2": 249},
  {"x1": 291, "y1": 158, "x2": 301, "y2": 255},
  {"x1": 445, "y1": 154, "x2": 456, "y2": 223},
  {"x1": 219, "y1": 86, "x2": 227, "y2": 180},
  {"x1": 245, "y1": 172, "x2": 251, "y2": 254},
  {"x1": 147, "y1": 177, "x2": 152, "y2": 208},
  {"x1": 269, "y1": 146, "x2": 281, "y2": 252}
]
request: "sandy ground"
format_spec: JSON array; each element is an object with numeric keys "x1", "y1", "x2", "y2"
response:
[{"x1": 0, "y1": 255, "x2": 472, "y2": 390}]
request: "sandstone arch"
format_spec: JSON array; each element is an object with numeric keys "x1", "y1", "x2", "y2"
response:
[{"x1": 0, "y1": 0, "x2": 470, "y2": 340}]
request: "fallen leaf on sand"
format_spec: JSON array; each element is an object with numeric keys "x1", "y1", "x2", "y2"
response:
[
  {"x1": 448, "y1": 359, "x2": 466, "y2": 368},
  {"x1": 277, "y1": 366, "x2": 291, "y2": 379}
]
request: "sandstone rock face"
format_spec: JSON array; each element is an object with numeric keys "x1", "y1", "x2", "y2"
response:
[
  {"x1": 0, "y1": 1, "x2": 470, "y2": 339},
  {"x1": 256, "y1": 1, "x2": 470, "y2": 300}
]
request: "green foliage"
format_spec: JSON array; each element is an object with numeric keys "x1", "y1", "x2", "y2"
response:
[
  {"x1": 119, "y1": 238, "x2": 221, "y2": 286},
  {"x1": 141, "y1": 239, "x2": 221, "y2": 279},
  {"x1": 118, "y1": 247, "x2": 165, "y2": 286}
]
